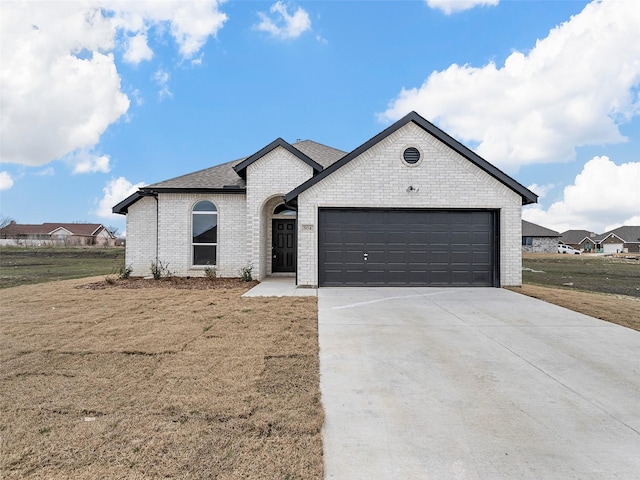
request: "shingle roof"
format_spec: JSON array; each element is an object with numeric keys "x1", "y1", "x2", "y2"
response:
[
  {"x1": 561, "y1": 230, "x2": 600, "y2": 244},
  {"x1": 293, "y1": 140, "x2": 346, "y2": 168},
  {"x1": 602, "y1": 226, "x2": 640, "y2": 243},
  {"x1": 147, "y1": 158, "x2": 247, "y2": 190},
  {"x1": 146, "y1": 140, "x2": 345, "y2": 191},
  {"x1": 522, "y1": 220, "x2": 559, "y2": 237},
  {"x1": 0, "y1": 223, "x2": 107, "y2": 237},
  {"x1": 233, "y1": 139, "x2": 324, "y2": 179}
]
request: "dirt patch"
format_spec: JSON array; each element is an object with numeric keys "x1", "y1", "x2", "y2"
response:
[
  {"x1": 508, "y1": 284, "x2": 640, "y2": 332},
  {"x1": 0, "y1": 277, "x2": 322, "y2": 479}
]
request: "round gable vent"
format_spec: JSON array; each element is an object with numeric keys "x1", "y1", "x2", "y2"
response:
[{"x1": 403, "y1": 147, "x2": 421, "y2": 165}]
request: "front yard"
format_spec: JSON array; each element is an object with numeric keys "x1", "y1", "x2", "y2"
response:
[{"x1": 0, "y1": 277, "x2": 322, "y2": 479}]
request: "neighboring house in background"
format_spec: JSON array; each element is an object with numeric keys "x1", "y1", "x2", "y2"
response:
[
  {"x1": 560, "y1": 230, "x2": 597, "y2": 251},
  {"x1": 0, "y1": 222, "x2": 115, "y2": 246},
  {"x1": 521, "y1": 220, "x2": 560, "y2": 253},
  {"x1": 560, "y1": 226, "x2": 640, "y2": 253},
  {"x1": 114, "y1": 111, "x2": 537, "y2": 287}
]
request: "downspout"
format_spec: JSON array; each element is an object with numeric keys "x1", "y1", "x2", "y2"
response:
[{"x1": 153, "y1": 192, "x2": 159, "y2": 262}]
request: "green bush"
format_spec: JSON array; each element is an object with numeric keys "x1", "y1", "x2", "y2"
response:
[
  {"x1": 239, "y1": 264, "x2": 253, "y2": 282},
  {"x1": 204, "y1": 266, "x2": 217, "y2": 281},
  {"x1": 151, "y1": 260, "x2": 172, "y2": 280}
]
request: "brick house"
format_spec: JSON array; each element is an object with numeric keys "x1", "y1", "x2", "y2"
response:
[
  {"x1": 113, "y1": 112, "x2": 537, "y2": 287},
  {"x1": 521, "y1": 220, "x2": 560, "y2": 253},
  {"x1": 562, "y1": 226, "x2": 640, "y2": 253},
  {"x1": 0, "y1": 222, "x2": 115, "y2": 246}
]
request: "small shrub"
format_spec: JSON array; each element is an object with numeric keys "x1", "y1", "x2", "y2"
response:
[
  {"x1": 239, "y1": 264, "x2": 253, "y2": 282},
  {"x1": 204, "y1": 266, "x2": 217, "y2": 281},
  {"x1": 117, "y1": 264, "x2": 133, "y2": 279},
  {"x1": 151, "y1": 260, "x2": 172, "y2": 280}
]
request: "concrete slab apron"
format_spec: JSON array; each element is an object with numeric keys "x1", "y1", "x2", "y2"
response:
[{"x1": 318, "y1": 287, "x2": 640, "y2": 480}]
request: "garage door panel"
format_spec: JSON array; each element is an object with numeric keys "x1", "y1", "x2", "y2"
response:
[
  {"x1": 409, "y1": 250, "x2": 428, "y2": 263},
  {"x1": 388, "y1": 250, "x2": 407, "y2": 264},
  {"x1": 430, "y1": 250, "x2": 450, "y2": 264},
  {"x1": 451, "y1": 251, "x2": 471, "y2": 264},
  {"x1": 323, "y1": 251, "x2": 343, "y2": 264},
  {"x1": 365, "y1": 231, "x2": 385, "y2": 244},
  {"x1": 473, "y1": 251, "x2": 491, "y2": 264},
  {"x1": 344, "y1": 250, "x2": 365, "y2": 264},
  {"x1": 318, "y1": 209, "x2": 496, "y2": 287},
  {"x1": 451, "y1": 231, "x2": 471, "y2": 244},
  {"x1": 431, "y1": 232, "x2": 449, "y2": 244},
  {"x1": 344, "y1": 231, "x2": 366, "y2": 244},
  {"x1": 472, "y1": 231, "x2": 491, "y2": 244}
]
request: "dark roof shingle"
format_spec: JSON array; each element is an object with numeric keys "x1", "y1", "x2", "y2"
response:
[{"x1": 522, "y1": 220, "x2": 559, "y2": 237}]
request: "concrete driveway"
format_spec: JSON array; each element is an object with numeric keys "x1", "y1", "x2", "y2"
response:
[{"x1": 318, "y1": 287, "x2": 640, "y2": 479}]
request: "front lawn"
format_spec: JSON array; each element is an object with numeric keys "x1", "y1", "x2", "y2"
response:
[{"x1": 0, "y1": 277, "x2": 322, "y2": 479}]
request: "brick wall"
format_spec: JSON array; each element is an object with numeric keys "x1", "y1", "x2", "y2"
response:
[
  {"x1": 523, "y1": 237, "x2": 557, "y2": 253},
  {"x1": 246, "y1": 147, "x2": 314, "y2": 279},
  {"x1": 126, "y1": 193, "x2": 246, "y2": 277},
  {"x1": 126, "y1": 196, "x2": 157, "y2": 276},
  {"x1": 297, "y1": 122, "x2": 523, "y2": 287}
]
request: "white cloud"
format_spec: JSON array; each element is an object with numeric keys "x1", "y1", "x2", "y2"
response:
[
  {"x1": 36, "y1": 167, "x2": 55, "y2": 176},
  {"x1": 123, "y1": 33, "x2": 153, "y2": 64},
  {"x1": 380, "y1": 0, "x2": 640, "y2": 171},
  {"x1": 523, "y1": 156, "x2": 640, "y2": 233},
  {"x1": 0, "y1": 1, "x2": 227, "y2": 168},
  {"x1": 426, "y1": 0, "x2": 499, "y2": 15},
  {"x1": 0, "y1": 171, "x2": 14, "y2": 190},
  {"x1": 154, "y1": 69, "x2": 173, "y2": 100},
  {"x1": 96, "y1": 176, "x2": 146, "y2": 219},
  {"x1": 256, "y1": 1, "x2": 312, "y2": 40},
  {"x1": 527, "y1": 183, "x2": 555, "y2": 200},
  {"x1": 68, "y1": 151, "x2": 111, "y2": 174}
]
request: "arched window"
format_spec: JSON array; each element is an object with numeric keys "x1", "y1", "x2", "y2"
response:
[
  {"x1": 192, "y1": 201, "x2": 217, "y2": 265},
  {"x1": 273, "y1": 204, "x2": 296, "y2": 216}
]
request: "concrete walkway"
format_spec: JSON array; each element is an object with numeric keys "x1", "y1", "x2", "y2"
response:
[
  {"x1": 319, "y1": 287, "x2": 640, "y2": 479},
  {"x1": 242, "y1": 275, "x2": 317, "y2": 297}
]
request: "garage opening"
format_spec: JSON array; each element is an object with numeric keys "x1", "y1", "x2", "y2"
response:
[{"x1": 318, "y1": 208, "x2": 498, "y2": 287}]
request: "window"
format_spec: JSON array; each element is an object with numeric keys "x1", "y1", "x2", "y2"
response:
[
  {"x1": 192, "y1": 201, "x2": 217, "y2": 265},
  {"x1": 522, "y1": 236, "x2": 533, "y2": 246},
  {"x1": 273, "y1": 204, "x2": 296, "y2": 216}
]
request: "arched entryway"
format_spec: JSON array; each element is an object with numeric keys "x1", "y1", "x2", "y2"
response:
[{"x1": 258, "y1": 196, "x2": 297, "y2": 278}]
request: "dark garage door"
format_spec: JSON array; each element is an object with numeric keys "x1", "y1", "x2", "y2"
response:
[{"x1": 318, "y1": 209, "x2": 497, "y2": 287}]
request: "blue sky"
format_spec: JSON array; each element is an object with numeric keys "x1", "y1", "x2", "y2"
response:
[{"x1": 1, "y1": 0, "x2": 639, "y2": 236}]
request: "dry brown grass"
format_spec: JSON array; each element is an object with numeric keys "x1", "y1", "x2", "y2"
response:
[
  {"x1": 507, "y1": 284, "x2": 640, "y2": 332},
  {"x1": 0, "y1": 277, "x2": 322, "y2": 479}
]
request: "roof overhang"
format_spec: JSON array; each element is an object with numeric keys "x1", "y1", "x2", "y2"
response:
[
  {"x1": 285, "y1": 111, "x2": 538, "y2": 206},
  {"x1": 112, "y1": 187, "x2": 246, "y2": 215}
]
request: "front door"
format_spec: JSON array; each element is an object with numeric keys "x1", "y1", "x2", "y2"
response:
[{"x1": 272, "y1": 219, "x2": 296, "y2": 273}]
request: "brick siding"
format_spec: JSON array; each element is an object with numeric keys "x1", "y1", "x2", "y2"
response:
[{"x1": 297, "y1": 122, "x2": 523, "y2": 287}]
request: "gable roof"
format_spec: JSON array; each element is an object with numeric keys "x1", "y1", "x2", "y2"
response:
[
  {"x1": 0, "y1": 222, "x2": 110, "y2": 237},
  {"x1": 285, "y1": 111, "x2": 537, "y2": 205},
  {"x1": 113, "y1": 139, "x2": 346, "y2": 215},
  {"x1": 522, "y1": 220, "x2": 559, "y2": 237},
  {"x1": 561, "y1": 230, "x2": 598, "y2": 244},
  {"x1": 602, "y1": 226, "x2": 640, "y2": 243},
  {"x1": 233, "y1": 138, "x2": 324, "y2": 179}
]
